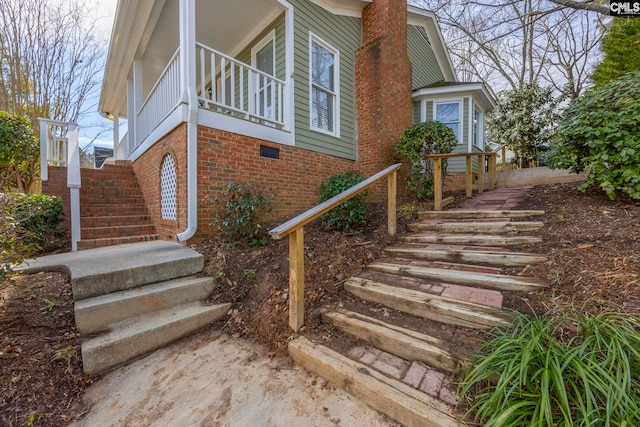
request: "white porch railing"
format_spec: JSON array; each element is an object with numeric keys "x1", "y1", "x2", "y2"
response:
[
  {"x1": 136, "y1": 49, "x2": 181, "y2": 147},
  {"x1": 196, "y1": 42, "x2": 286, "y2": 128},
  {"x1": 39, "y1": 118, "x2": 81, "y2": 251}
]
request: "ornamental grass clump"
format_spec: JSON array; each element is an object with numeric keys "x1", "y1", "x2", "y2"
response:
[{"x1": 459, "y1": 311, "x2": 640, "y2": 426}]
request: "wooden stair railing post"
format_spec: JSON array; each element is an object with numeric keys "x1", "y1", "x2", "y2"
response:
[
  {"x1": 465, "y1": 156, "x2": 473, "y2": 198},
  {"x1": 388, "y1": 169, "x2": 397, "y2": 235},
  {"x1": 488, "y1": 153, "x2": 497, "y2": 190},
  {"x1": 270, "y1": 164, "x2": 401, "y2": 332},
  {"x1": 433, "y1": 158, "x2": 443, "y2": 211},
  {"x1": 477, "y1": 154, "x2": 485, "y2": 194},
  {"x1": 289, "y1": 227, "x2": 304, "y2": 331}
]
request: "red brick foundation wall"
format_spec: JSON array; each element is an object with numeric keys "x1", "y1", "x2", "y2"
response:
[
  {"x1": 355, "y1": 0, "x2": 413, "y2": 179},
  {"x1": 196, "y1": 127, "x2": 355, "y2": 239},
  {"x1": 131, "y1": 125, "x2": 188, "y2": 241},
  {"x1": 130, "y1": 124, "x2": 356, "y2": 242},
  {"x1": 41, "y1": 166, "x2": 71, "y2": 236}
]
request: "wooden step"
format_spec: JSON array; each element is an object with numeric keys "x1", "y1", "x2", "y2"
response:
[
  {"x1": 344, "y1": 277, "x2": 511, "y2": 330},
  {"x1": 321, "y1": 308, "x2": 465, "y2": 373},
  {"x1": 367, "y1": 262, "x2": 547, "y2": 292},
  {"x1": 407, "y1": 221, "x2": 544, "y2": 234},
  {"x1": 399, "y1": 234, "x2": 542, "y2": 246},
  {"x1": 385, "y1": 245, "x2": 547, "y2": 267},
  {"x1": 418, "y1": 210, "x2": 544, "y2": 220},
  {"x1": 289, "y1": 337, "x2": 460, "y2": 427}
]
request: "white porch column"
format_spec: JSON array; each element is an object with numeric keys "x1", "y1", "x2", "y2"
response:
[
  {"x1": 113, "y1": 116, "x2": 121, "y2": 160},
  {"x1": 66, "y1": 124, "x2": 81, "y2": 252},
  {"x1": 179, "y1": 0, "x2": 196, "y2": 102},
  {"x1": 127, "y1": 77, "x2": 136, "y2": 151},
  {"x1": 132, "y1": 60, "x2": 144, "y2": 147}
]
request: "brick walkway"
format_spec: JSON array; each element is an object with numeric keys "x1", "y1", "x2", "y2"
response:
[{"x1": 458, "y1": 185, "x2": 534, "y2": 211}]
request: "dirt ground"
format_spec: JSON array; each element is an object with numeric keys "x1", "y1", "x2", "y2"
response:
[{"x1": 1, "y1": 183, "x2": 639, "y2": 426}]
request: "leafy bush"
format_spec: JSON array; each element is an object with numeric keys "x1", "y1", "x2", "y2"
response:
[
  {"x1": 1, "y1": 194, "x2": 38, "y2": 281},
  {"x1": 487, "y1": 83, "x2": 562, "y2": 167},
  {"x1": 549, "y1": 71, "x2": 640, "y2": 200},
  {"x1": 318, "y1": 171, "x2": 368, "y2": 233},
  {"x1": 0, "y1": 111, "x2": 39, "y2": 192},
  {"x1": 460, "y1": 311, "x2": 640, "y2": 426},
  {"x1": 395, "y1": 121, "x2": 457, "y2": 198},
  {"x1": 209, "y1": 183, "x2": 271, "y2": 244},
  {"x1": 9, "y1": 193, "x2": 64, "y2": 246}
]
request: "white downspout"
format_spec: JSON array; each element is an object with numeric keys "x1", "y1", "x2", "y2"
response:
[{"x1": 176, "y1": 0, "x2": 198, "y2": 242}]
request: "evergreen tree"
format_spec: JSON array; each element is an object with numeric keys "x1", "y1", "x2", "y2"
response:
[{"x1": 592, "y1": 18, "x2": 640, "y2": 88}]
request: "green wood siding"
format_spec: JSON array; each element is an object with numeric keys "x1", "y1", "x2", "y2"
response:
[
  {"x1": 426, "y1": 101, "x2": 433, "y2": 122},
  {"x1": 291, "y1": 0, "x2": 360, "y2": 160},
  {"x1": 407, "y1": 25, "x2": 444, "y2": 90}
]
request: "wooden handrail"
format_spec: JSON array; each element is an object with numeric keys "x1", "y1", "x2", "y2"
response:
[
  {"x1": 269, "y1": 163, "x2": 401, "y2": 332},
  {"x1": 424, "y1": 152, "x2": 498, "y2": 210}
]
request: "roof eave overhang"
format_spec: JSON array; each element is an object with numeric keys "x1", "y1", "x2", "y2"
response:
[{"x1": 413, "y1": 83, "x2": 497, "y2": 111}]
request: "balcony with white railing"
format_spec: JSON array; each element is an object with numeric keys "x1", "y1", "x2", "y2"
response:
[
  {"x1": 135, "y1": 49, "x2": 182, "y2": 148},
  {"x1": 130, "y1": 43, "x2": 290, "y2": 154},
  {"x1": 196, "y1": 42, "x2": 286, "y2": 129}
]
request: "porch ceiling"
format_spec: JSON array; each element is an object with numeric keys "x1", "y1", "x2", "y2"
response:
[{"x1": 99, "y1": 0, "x2": 287, "y2": 119}]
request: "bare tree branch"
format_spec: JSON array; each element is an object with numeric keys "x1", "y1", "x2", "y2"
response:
[{"x1": 546, "y1": 0, "x2": 610, "y2": 14}]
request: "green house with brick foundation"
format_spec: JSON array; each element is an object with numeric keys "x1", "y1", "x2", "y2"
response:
[{"x1": 42, "y1": 0, "x2": 495, "y2": 248}]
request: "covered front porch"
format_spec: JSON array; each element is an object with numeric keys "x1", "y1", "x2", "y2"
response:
[{"x1": 100, "y1": 0, "x2": 294, "y2": 161}]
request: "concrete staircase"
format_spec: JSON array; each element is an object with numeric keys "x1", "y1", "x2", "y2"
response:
[
  {"x1": 18, "y1": 240, "x2": 230, "y2": 375},
  {"x1": 289, "y1": 190, "x2": 549, "y2": 426},
  {"x1": 78, "y1": 162, "x2": 158, "y2": 250}
]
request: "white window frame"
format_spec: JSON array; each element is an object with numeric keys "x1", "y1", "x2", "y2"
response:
[
  {"x1": 433, "y1": 99, "x2": 462, "y2": 144},
  {"x1": 250, "y1": 30, "x2": 276, "y2": 120},
  {"x1": 472, "y1": 104, "x2": 484, "y2": 150},
  {"x1": 309, "y1": 32, "x2": 340, "y2": 137}
]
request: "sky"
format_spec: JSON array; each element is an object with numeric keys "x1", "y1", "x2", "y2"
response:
[{"x1": 78, "y1": 0, "x2": 118, "y2": 150}]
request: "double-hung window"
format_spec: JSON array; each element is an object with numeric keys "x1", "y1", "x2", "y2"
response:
[
  {"x1": 435, "y1": 101, "x2": 460, "y2": 142},
  {"x1": 310, "y1": 34, "x2": 339, "y2": 136},
  {"x1": 252, "y1": 32, "x2": 276, "y2": 121}
]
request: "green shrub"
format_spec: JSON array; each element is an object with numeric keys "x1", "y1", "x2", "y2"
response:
[
  {"x1": 549, "y1": 71, "x2": 640, "y2": 200},
  {"x1": 460, "y1": 311, "x2": 640, "y2": 426},
  {"x1": 318, "y1": 171, "x2": 368, "y2": 233},
  {"x1": 1, "y1": 194, "x2": 38, "y2": 281},
  {"x1": 209, "y1": 183, "x2": 271, "y2": 244},
  {"x1": 395, "y1": 121, "x2": 457, "y2": 198},
  {"x1": 9, "y1": 193, "x2": 64, "y2": 246}
]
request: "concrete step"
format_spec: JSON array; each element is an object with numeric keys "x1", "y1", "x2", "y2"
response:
[
  {"x1": 75, "y1": 276, "x2": 215, "y2": 334},
  {"x1": 418, "y1": 209, "x2": 545, "y2": 220},
  {"x1": 81, "y1": 302, "x2": 231, "y2": 375},
  {"x1": 399, "y1": 233, "x2": 542, "y2": 246},
  {"x1": 71, "y1": 241, "x2": 203, "y2": 299},
  {"x1": 77, "y1": 234, "x2": 159, "y2": 251},
  {"x1": 81, "y1": 224, "x2": 157, "y2": 239},
  {"x1": 385, "y1": 244, "x2": 547, "y2": 267},
  {"x1": 407, "y1": 220, "x2": 544, "y2": 234},
  {"x1": 289, "y1": 337, "x2": 460, "y2": 427}
]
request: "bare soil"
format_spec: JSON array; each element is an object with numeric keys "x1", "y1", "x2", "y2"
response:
[{"x1": 2, "y1": 183, "x2": 639, "y2": 426}]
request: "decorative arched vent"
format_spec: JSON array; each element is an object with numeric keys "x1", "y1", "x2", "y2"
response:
[{"x1": 160, "y1": 154, "x2": 177, "y2": 220}]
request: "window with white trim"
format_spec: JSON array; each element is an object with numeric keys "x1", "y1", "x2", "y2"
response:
[
  {"x1": 252, "y1": 32, "x2": 276, "y2": 121},
  {"x1": 473, "y1": 107, "x2": 483, "y2": 149},
  {"x1": 435, "y1": 101, "x2": 460, "y2": 142},
  {"x1": 310, "y1": 34, "x2": 339, "y2": 136}
]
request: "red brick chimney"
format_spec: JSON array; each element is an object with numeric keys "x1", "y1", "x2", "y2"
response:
[{"x1": 356, "y1": 0, "x2": 413, "y2": 177}]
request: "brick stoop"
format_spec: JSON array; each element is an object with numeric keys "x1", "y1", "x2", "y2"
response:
[
  {"x1": 78, "y1": 162, "x2": 159, "y2": 250},
  {"x1": 291, "y1": 192, "x2": 550, "y2": 426}
]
